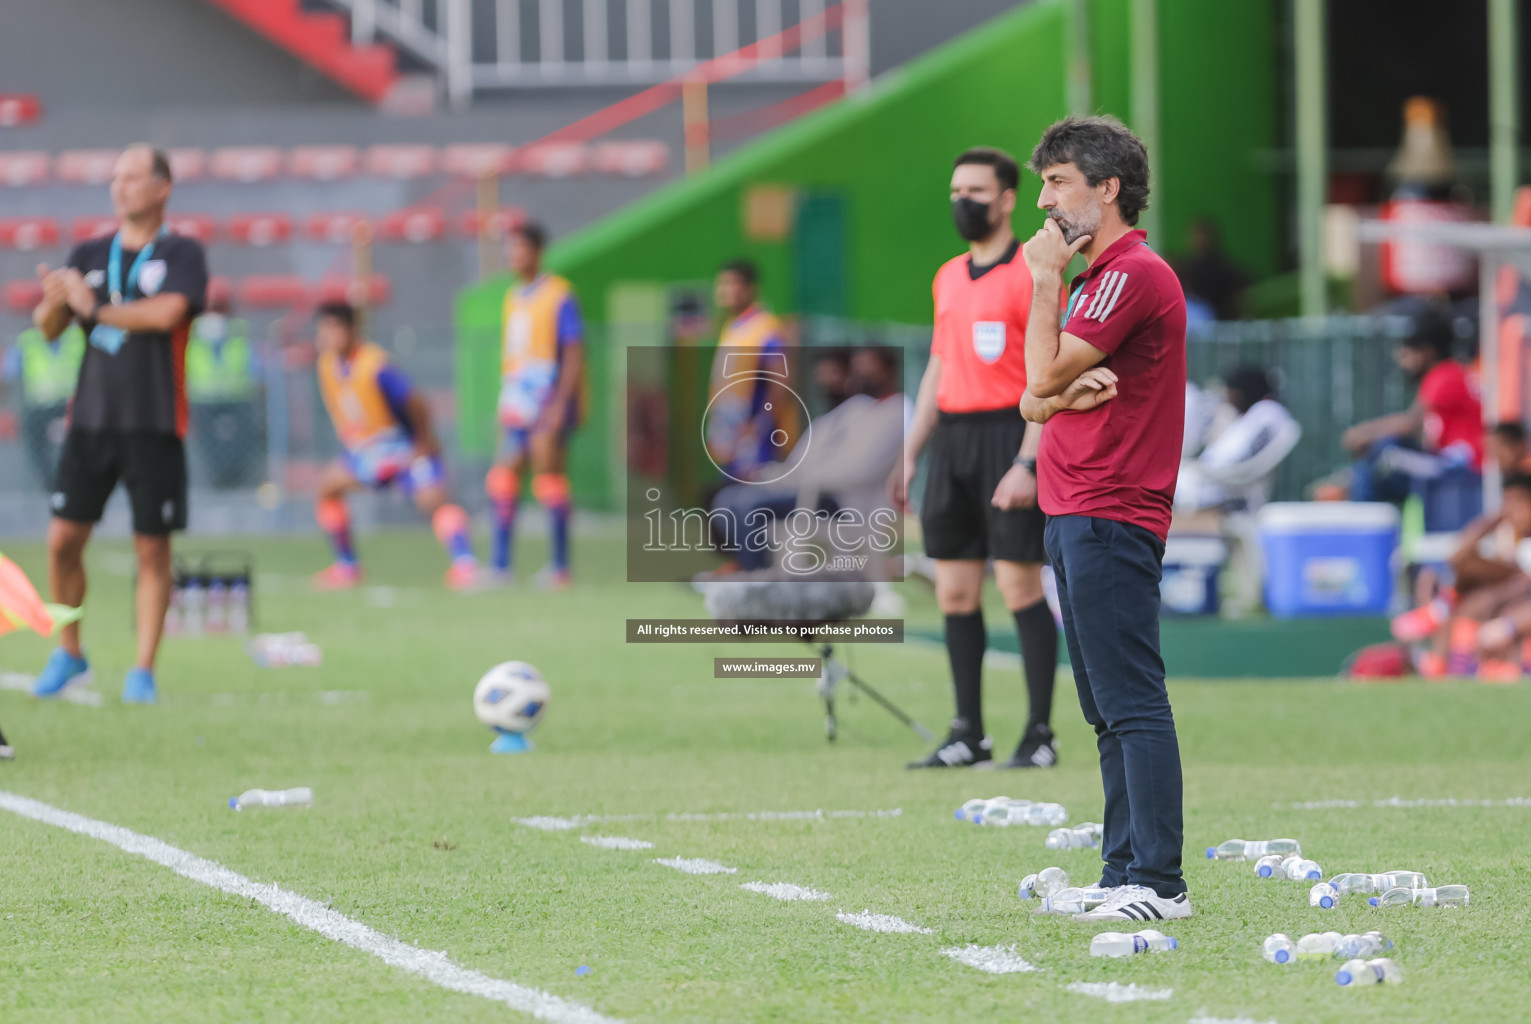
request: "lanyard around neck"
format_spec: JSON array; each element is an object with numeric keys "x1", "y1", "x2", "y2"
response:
[{"x1": 107, "y1": 226, "x2": 168, "y2": 305}]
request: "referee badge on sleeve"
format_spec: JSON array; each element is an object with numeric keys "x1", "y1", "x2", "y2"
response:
[{"x1": 972, "y1": 321, "x2": 1006, "y2": 363}]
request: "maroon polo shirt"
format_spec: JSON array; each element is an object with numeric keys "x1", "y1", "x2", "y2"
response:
[{"x1": 1037, "y1": 229, "x2": 1187, "y2": 541}]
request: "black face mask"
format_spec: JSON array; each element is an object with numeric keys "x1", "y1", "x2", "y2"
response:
[{"x1": 952, "y1": 197, "x2": 993, "y2": 242}]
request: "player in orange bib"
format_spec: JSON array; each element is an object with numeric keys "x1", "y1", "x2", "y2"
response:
[
  {"x1": 485, "y1": 223, "x2": 584, "y2": 587},
  {"x1": 311, "y1": 301, "x2": 480, "y2": 590},
  {"x1": 706, "y1": 259, "x2": 795, "y2": 481}
]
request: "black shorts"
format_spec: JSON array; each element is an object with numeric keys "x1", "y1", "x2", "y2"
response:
[
  {"x1": 920, "y1": 407, "x2": 1045, "y2": 563},
  {"x1": 52, "y1": 430, "x2": 187, "y2": 535}
]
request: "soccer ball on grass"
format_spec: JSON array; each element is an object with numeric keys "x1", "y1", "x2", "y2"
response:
[{"x1": 473, "y1": 661, "x2": 549, "y2": 753}]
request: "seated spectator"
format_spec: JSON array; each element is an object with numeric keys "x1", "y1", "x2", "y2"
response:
[
  {"x1": 1176, "y1": 217, "x2": 1250, "y2": 321},
  {"x1": 1488, "y1": 421, "x2": 1530, "y2": 475},
  {"x1": 1341, "y1": 310, "x2": 1483, "y2": 506},
  {"x1": 1174, "y1": 366, "x2": 1301, "y2": 516},
  {"x1": 710, "y1": 347, "x2": 909, "y2": 574}
]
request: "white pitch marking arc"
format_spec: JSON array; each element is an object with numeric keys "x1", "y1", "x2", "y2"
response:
[
  {"x1": 836, "y1": 910, "x2": 933, "y2": 934},
  {"x1": 0, "y1": 790, "x2": 619, "y2": 1024}
]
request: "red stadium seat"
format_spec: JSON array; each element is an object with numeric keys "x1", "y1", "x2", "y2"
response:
[
  {"x1": 514, "y1": 144, "x2": 588, "y2": 178},
  {"x1": 441, "y1": 144, "x2": 515, "y2": 178},
  {"x1": 207, "y1": 275, "x2": 234, "y2": 307},
  {"x1": 0, "y1": 151, "x2": 50, "y2": 188},
  {"x1": 165, "y1": 214, "x2": 216, "y2": 243},
  {"x1": 238, "y1": 274, "x2": 310, "y2": 308},
  {"x1": 167, "y1": 148, "x2": 206, "y2": 183},
  {"x1": 72, "y1": 216, "x2": 118, "y2": 241},
  {"x1": 455, "y1": 207, "x2": 527, "y2": 240},
  {"x1": 56, "y1": 150, "x2": 119, "y2": 186},
  {"x1": 3, "y1": 280, "x2": 43, "y2": 313},
  {"x1": 0, "y1": 217, "x2": 61, "y2": 251},
  {"x1": 590, "y1": 140, "x2": 670, "y2": 177},
  {"x1": 318, "y1": 273, "x2": 391, "y2": 306},
  {"x1": 211, "y1": 146, "x2": 285, "y2": 183},
  {"x1": 289, "y1": 145, "x2": 361, "y2": 181},
  {"x1": 364, "y1": 144, "x2": 437, "y2": 179},
  {"x1": 0, "y1": 94, "x2": 42, "y2": 128},
  {"x1": 377, "y1": 207, "x2": 446, "y2": 243},
  {"x1": 306, "y1": 211, "x2": 371, "y2": 244},
  {"x1": 226, "y1": 213, "x2": 294, "y2": 246}
]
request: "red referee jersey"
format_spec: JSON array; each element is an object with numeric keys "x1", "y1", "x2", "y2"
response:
[{"x1": 931, "y1": 242, "x2": 1033, "y2": 413}]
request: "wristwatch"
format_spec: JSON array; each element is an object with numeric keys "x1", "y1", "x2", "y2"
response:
[{"x1": 1012, "y1": 455, "x2": 1037, "y2": 473}]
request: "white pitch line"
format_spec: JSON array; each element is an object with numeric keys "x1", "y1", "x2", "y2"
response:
[
  {"x1": 943, "y1": 944, "x2": 1040, "y2": 974},
  {"x1": 741, "y1": 881, "x2": 831, "y2": 902},
  {"x1": 1282, "y1": 796, "x2": 1531, "y2": 810},
  {"x1": 1189, "y1": 1013, "x2": 1280, "y2": 1024},
  {"x1": 836, "y1": 910, "x2": 933, "y2": 935},
  {"x1": 1066, "y1": 982, "x2": 1173, "y2": 1003},
  {"x1": 580, "y1": 836, "x2": 654, "y2": 851},
  {"x1": 653, "y1": 857, "x2": 738, "y2": 875},
  {"x1": 513, "y1": 808, "x2": 902, "y2": 831},
  {"x1": 0, "y1": 790, "x2": 618, "y2": 1024},
  {"x1": 0, "y1": 671, "x2": 102, "y2": 707}
]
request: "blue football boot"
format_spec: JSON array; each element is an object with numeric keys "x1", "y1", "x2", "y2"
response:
[
  {"x1": 122, "y1": 666, "x2": 158, "y2": 705},
  {"x1": 32, "y1": 648, "x2": 90, "y2": 698}
]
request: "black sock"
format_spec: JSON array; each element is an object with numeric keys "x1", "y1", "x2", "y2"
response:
[
  {"x1": 1013, "y1": 599, "x2": 1057, "y2": 731},
  {"x1": 944, "y1": 610, "x2": 986, "y2": 737}
]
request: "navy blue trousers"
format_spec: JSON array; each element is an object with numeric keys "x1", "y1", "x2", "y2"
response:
[{"x1": 1044, "y1": 514, "x2": 1186, "y2": 898}]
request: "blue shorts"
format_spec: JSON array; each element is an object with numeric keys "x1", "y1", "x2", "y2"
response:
[{"x1": 495, "y1": 408, "x2": 577, "y2": 463}]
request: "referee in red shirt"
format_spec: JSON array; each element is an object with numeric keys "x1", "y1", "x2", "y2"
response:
[
  {"x1": 1019, "y1": 116, "x2": 1192, "y2": 921},
  {"x1": 892, "y1": 147, "x2": 1059, "y2": 770}
]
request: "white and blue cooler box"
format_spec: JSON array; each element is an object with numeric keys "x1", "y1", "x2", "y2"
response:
[
  {"x1": 1159, "y1": 536, "x2": 1227, "y2": 616},
  {"x1": 1257, "y1": 502, "x2": 1400, "y2": 618}
]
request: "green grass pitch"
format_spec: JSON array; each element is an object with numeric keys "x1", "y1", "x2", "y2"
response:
[{"x1": 1, "y1": 527, "x2": 1528, "y2": 1023}]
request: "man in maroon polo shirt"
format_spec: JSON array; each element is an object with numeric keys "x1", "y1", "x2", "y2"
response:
[{"x1": 1018, "y1": 115, "x2": 1191, "y2": 923}]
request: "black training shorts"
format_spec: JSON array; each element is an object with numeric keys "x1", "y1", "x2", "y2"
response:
[
  {"x1": 919, "y1": 407, "x2": 1045, "y2": 563},
  {"x1": 52, "y1": 430, "x2": 188, "y2": 535}
]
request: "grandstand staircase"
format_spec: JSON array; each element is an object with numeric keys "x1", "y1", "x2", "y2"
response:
[{"x1": 200, "y1": 0, "x2": 402, "y2": 105}]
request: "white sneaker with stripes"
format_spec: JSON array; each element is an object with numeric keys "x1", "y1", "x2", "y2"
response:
[{"x1": 1072, "y1": 884, "x2": 1192, "y2": 922}]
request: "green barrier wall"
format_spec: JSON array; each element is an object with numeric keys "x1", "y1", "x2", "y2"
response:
[{"x1": 457, "y1": 0, "x2": 1280, "y2": 509}]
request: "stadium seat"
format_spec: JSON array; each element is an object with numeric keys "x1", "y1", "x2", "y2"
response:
[
  {"x1": 377, "y1": 208, "x2": 446, "y2": 243},
  {"x1": 306, "y1": 211, "x2": 371, "y2": 244},
  {"x1": 441, "y1": 144, "x2": 515, "y2": 178},
  {"x1": 238, "y1": 274, "x2": 309, "y2": 309},
  {"x1": 318, "y1": 273, "x2": 391, "y2": 306},
  {"x1": 227, "y1": 213, "x2": 294, "y2": 246},
  {"x1": 72, "y1": 215, "x2": 118, "y2": 241},
  {"x1": 456, "y1": 207, "x2": 528, "y2": 240},
  {"x1": 2, "y1": 280, "x2": 43, "y2": 313},
  {"x1": 0, "y1": 94, "x2": 41, "y2": 127},
  {"x1": 289, "y1": 145, "x2": 361, "y2": 181},
  {"x1": 211, "y1": 146, "x2": 285, "y2": 183},
  {"x1": 590, "y1": 141, "x2": 670, "y2": 177},
  {"x1": 0, "y1": 151, "x2": 50, "y2": 188},
  {"x1": 364, "y1": 145, "x2": 437, "y2": 179},
  {"x1": 55, "y1": 150, "x2": 119, "y2": 186},
  {"x1": 167, "y1": 148, "x2": 206, "y2": 183},
  {"x1": 165, "y1": 213, "x2": 216, "y2": 243},
  {"x1": 514, "y1": 144, "x2": 588, "y2": 178},
  {"x1": 0, "y1": 217, "x2": 61, "y2": 251}
]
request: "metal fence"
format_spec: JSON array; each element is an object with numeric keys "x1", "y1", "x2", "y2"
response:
[{"x1": 0, "y1": 314, "x2": 1417, "y2": 536}]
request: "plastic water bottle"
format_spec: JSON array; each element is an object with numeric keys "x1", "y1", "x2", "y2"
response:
[
  {"x1": 1336, "y1": 957, "x2": 1403, "y2": 986},
  {"x1": 1379, "y1": 870, "x2": 1428, "y2": 890},
  {"x1": 1370, "y1": 885, "x2": 1469, "y2": 908},
  {"x1": 230, "y1": 787, "x2": 313, "y2": 811},
  {"x1": 1254, "y1": 853, "x2": 1287, "y2": 878},
  {"x1": 1017, "y1": 866, "x2": 1070, "y2": 900},
  {"x1": 1309, "y1": 882, "x2": 1340, "y2": 909},
  {"x1": 1090, "y1": 929, "x2": 1178, "y2": 958},
  {"x1": 1262, "y1": 933, "x2": 1296, "y2": 964},
  {"x1": 228, "y1": 579, "x2": 250, "y2": 634},
  {"x1": 989, "y1": 801, "x2": 1067, "y2": 827},
  {"x1": 1207, "y1": 838, "x2": 1301, "y2": 860},
  {"x1": 1039, "y1": 886, "x2": 1111, "y2": 915},
  {"x1": 956, "y1": 798, "x2": 989, "y2": 821},
  {"x1": 206, "y1": 577, "x2": 228, "y2": 633},
  {"x1": 1046, "y1": 826, "x2": 1101, "y2": 850},
  {"x1": 1334, "y1": 932, "x2": 1393, "y2": 959},
  {"x1": 1286, "y1": 858, "x2": 1324, "y2": 881},
  {"x1": 1296, "y1": 931, "x2": 1344, "y2": 960},
  {"x1": 961, "y1": 796, "x2": 1028, "y2": 823}
]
